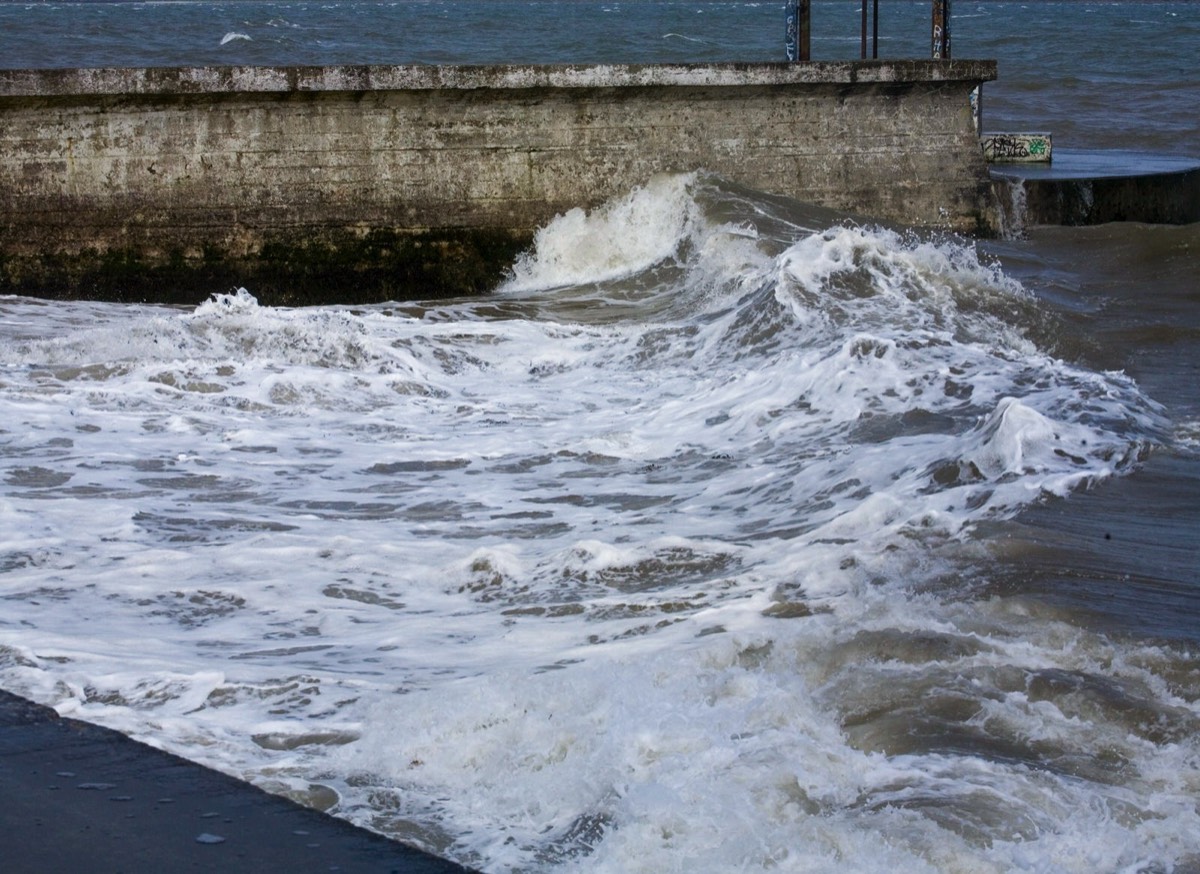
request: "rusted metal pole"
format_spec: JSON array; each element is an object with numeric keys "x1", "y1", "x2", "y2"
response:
[
  {"x1": 800, "y1": 0, "x2": 810, "y2": 61},
  {"x1": 932, "y1": 0, "x2": 951, "y2": 59}
]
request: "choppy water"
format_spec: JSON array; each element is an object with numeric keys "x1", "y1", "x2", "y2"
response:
[{"x1": 2, "y1": 3, "x2": 1199, "y2": 873}]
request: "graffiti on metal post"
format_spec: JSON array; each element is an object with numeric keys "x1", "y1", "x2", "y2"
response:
[
  {"x1": 785, "y1": 0, "x2": 810, "y2": 62},
  {"x1": 786, "y1": 2, "x2": 799, "y2": 61},
  {"x1": 931, "y1": 0, "x2": 951, "y2": 58}
]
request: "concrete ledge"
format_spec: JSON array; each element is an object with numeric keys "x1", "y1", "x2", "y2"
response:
[
  {"x1": 0, "y1": 689, "x2": 471, "y2": 873},
  {"x1": 0, "y1": 60, "x2": 998, "y2": 96},
  {"x1": 1, "y1": 60, "x2": 998, "y2": 304},
  {"x1": 990, "y1": 149, "x2": 1200, "y2": 226}
]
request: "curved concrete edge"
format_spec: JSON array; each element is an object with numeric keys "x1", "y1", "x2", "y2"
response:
[
  {"x1": 0, "y1": 689, "x2": 474, "y2": 874},
  {"x1": 990, "y1": 151, "x2": 1200, "y2": 227},
  {"x1": 0, "y1": 59, "x2": 997, "y2": 97}
]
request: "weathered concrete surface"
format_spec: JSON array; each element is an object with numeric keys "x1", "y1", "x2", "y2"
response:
[
  {"x1": 990, "y1": 149, "x2": 1200, "y2": 227},
  {"x1": 0, "y1": 61, "x2": 997, "y2": 304},
  {"x1": 0, "y1": 689, "x2": 473, "y2": 873}
]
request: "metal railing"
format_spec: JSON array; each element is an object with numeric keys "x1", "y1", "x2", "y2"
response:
[{"x1": 786, "y1": 0, "x2": 952, "y2": 63}]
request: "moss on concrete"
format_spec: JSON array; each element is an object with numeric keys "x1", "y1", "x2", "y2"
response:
[{"x1": 0, "y1": 228, "x2": 531, "y2": 306}]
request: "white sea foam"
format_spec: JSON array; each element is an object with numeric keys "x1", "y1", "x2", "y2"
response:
[
  {"x1": 502, "y1": 173, "x2": 703, "y2": 292},
  {"x1": 0, "y1": 175, "x2": 1192, "y2": 872}
]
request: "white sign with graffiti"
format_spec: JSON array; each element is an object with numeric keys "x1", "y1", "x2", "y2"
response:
[{"x1": 982, "y1": 132, "x2": 1053, "y2": 163}]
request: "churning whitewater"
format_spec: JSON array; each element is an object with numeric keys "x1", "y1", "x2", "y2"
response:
[{"x1": 1, "y1": 174, "x2": 1197, "y2": 872}]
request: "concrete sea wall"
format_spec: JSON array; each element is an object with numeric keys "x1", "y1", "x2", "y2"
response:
[{"x1": 0, "y1": 61, "x2": 997, "y2": 304}]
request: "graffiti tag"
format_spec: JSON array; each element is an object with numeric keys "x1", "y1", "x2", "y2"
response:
[{"x1": 983, "y1": 134, "x2": 1052, "y2": 163}]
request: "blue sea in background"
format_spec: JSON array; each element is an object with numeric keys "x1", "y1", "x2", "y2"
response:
[{"x1": 2, "y1": 3, "x2": 1199, "y2": 872}]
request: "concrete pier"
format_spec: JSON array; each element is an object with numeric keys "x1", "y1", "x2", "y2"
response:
[{"x1": 0, "y1": 61, "x2": 997, "y2": 304}]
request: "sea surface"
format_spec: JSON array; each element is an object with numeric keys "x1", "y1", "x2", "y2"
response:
[{"x1": 2, "y1": 2, "x2": 1199, "y2": 872}]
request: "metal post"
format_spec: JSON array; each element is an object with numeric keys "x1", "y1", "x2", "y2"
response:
[
  {"x1": 860, "y1": 0, "x2": 868, "y2": 60},
  {"x1": 800, "y1": 0, "x2": 810, "y2": 61},
  {"x1": 932, "y1": 0, "x2": 950, "y2": 59},
  {"x1": 786, "y1": 0, "x2": 810, "y2": 62},
  {"x1": 786, "y1": 0, "x2": 798, "y2": 61},
  {"x1": 872, "y1": 0, "x2": 879, "y2": 59}
]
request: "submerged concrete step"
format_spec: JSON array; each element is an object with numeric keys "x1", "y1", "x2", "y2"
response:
[
  {"x1": 0, "y1": 689, "x2": 473, "y2": 874},
  {"x1": 989, "y1": 148, "x2": 1200, "y2": 226}
]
